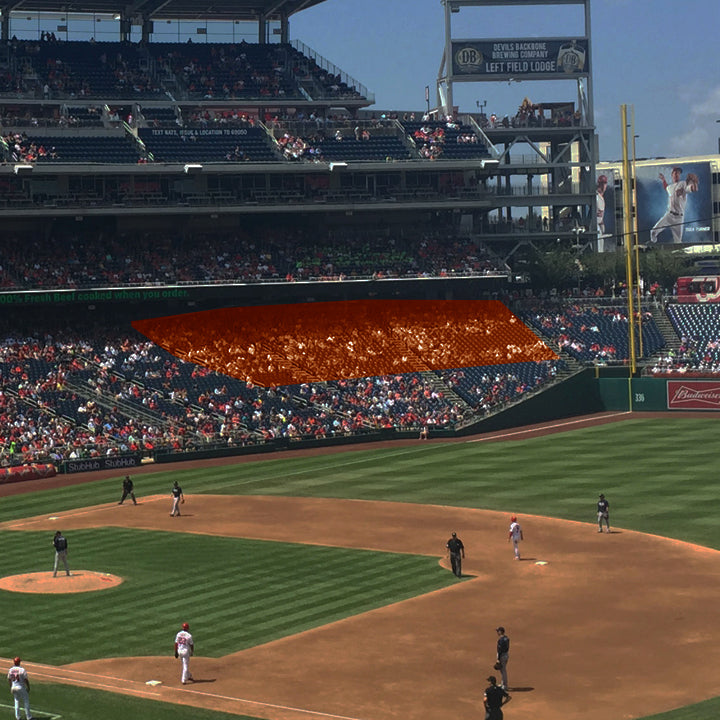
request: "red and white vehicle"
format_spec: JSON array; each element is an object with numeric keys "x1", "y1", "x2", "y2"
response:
[{"x1": 676, "y1": 276, "x2": 720, "y2": 303}]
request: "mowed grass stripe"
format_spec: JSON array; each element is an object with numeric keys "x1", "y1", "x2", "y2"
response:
[{"x1": 0, "y1": 528, "x2": 453, "y2": 665}]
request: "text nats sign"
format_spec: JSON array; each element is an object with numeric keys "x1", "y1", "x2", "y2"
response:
[
  {"x1": 451, "y1": 38, "x2": 589, "y2": 79},
  {"x1": 667, "y1": 381, "x2": 720, "y2": 410}
]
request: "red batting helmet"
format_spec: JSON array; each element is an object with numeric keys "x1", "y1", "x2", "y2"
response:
[
  {"x1": 511, "y1": 516, "x2": 517, "y2": 522},
  {"x1": 13, "y1": 657, "x2": 21, "y2": 665},
  {"x1": 182, "y1": 622, "x2": 190, "y2": 630}
]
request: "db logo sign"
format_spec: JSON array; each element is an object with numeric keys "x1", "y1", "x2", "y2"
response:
[{"x1": 454, "y1": 46, "x2": 484, "y2": 73}]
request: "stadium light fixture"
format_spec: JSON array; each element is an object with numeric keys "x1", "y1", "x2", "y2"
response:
[
  {"x1": 14, "y1": 164, "x2": 33, "y2": 175},
  {"x1": 184, "y1": 164, "x2": 203, "y2": 174}
]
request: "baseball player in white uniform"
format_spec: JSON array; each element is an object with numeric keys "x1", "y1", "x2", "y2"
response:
[
  {"x1": 7, "y1": 657, "x2": 32, "y2": 720},
  {"x1": 174, "y1": 622, "x2": 194, "y2": 684},
  {"x1": 596, "y1": 174, "x2": 608, "y2": 236},
  {"x1": 650, "y1": 167, "x2": 698, "y2": 244},
  {"x1": 508, "y1": 516, "x2": 524, "y2": 560}
]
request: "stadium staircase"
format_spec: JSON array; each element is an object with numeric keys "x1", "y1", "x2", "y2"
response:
[
  {"x1": 648, "y1": 305, "x2": 680, "y2": 353},
  {"x1": 62, "y1": 377, "x2": 175, "y2": 431},
  {"x1": 420, "y1": 370, "x2": 475, "y2": 414}
]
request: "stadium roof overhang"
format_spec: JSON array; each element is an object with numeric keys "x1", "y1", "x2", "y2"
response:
[{"x1": 0, "y1": 0, "x2": 328, "y2": 22}]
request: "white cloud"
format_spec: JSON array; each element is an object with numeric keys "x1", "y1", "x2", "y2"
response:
[{"x1": 668, "y1": 84, "x2": 720, "y2": 157}]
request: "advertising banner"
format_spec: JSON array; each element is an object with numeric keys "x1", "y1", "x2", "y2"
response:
[
  {"x1": 667, "y1": 380, "x2": 720, "y2": 410},
  {"x1": 451, "y1": 38, "x2": 589, "y2": 79},
  {"x1": 62, "y1": 455, "x2": 143, "y2": 474},
  {"x1": 635, "y1": 161, "x2": 712, "y2": 245}
]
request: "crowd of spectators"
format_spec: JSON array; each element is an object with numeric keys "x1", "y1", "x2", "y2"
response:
[
  {"x1": 0, "y1": 227, "x2": 506, "y2": 290},
  {"x1": 1, "y1": 131, "x2": 59, "y2": 162},
  {"x1": 517, "y1": 302, "x2": 665, "y2": 365},
  {"x1": 0, "y1": 38, "x2": 368, "y2": 103},
  {"x1": 10, "y1": 292, "x2": 711, "y2": 467},
  {"x1": 649, "y1": 304, "x2": 720, "y2": 376},
  {"x1": 0, "y1": 320, "x2": 561, "y2": 466}
]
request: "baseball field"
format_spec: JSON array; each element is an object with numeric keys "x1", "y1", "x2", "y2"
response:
[{"x1": 1, "y1": 411, "x2": 720, "y2": 720}]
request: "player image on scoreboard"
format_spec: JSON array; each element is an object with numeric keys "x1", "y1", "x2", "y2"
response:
[
  {"x1": 635, "y1": 161, "x2": 711, "y2": 246},
  {"x1": 596, "y1": 171, "x2": 615, "y2": 239}
]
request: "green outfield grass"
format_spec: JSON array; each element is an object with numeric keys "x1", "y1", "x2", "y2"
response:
[{"x1": 1, "y1": 415, "x2": 719, "y2": 720}]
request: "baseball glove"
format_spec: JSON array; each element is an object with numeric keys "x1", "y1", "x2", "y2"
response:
[
  {"x1": 686, "y1": 172, "x2": 699, "y2": 189},
  {"x1": 175, "y1": 652, "x2": 179, "y2": 659},
  {"x1": 493, "y1": 662, "x2": 503, "y2": 671}
]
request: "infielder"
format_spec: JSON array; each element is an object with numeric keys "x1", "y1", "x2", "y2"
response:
[
  {"x1": 597, "y1": 493, "x2": 610, "y2": 533},
  {"x1": 52, "y1": 530, "x2": 70, "y2": 577},
  {"x1": 650, "y1": 167, "x2": 698, "y2": 244},
  {"x1": 495, "y1": 627, "x2": 510, "y2": 690},
  {"x1": 507, "y1": 516, "x2": 523, "y2": 560},
  {"x1": 7, "y1": 656, "x2": 32, "y2": 720},
  {"x1": 174, "y1": 622, "x2": 194, "y2": 684},
  {"x1": 170, "y1": 481, "x2": 184, "y2": 517}
]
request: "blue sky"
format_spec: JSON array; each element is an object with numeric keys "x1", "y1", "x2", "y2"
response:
[{"x1": 290, "y1": 0, "x2": 720, "y2": 162}]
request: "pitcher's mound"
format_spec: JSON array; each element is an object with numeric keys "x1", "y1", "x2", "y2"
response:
[{"x1": 0, "y1": 571, "x2": 123, "y2": 594}]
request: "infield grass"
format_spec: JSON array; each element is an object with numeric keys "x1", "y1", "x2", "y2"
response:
[
  {"x1": 0, "y1": 529, "x2": 455, "y2": 665},
  {"x1": 1, "y1": 415, "x2": 719, "y2": 720}
]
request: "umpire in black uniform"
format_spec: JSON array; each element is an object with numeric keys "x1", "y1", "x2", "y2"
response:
[
  {"x1": 119, "y1": 475, "x2": 137, "y2": 505},
  {"x1": 446, "y1": 532, "x2": 465, "y2": 577},
  {"x1": 484, "y1": 675, "x2": 510, "y2": 720}
]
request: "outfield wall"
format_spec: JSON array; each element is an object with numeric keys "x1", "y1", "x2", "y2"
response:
[
  {"x1": 456, "y1": 369, "x2": 605, "y2": 435},
  {"x1": 598, "y1": 377, "x2": 720, "y2": 412}
]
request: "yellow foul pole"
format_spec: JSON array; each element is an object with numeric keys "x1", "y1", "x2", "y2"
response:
[
  {"x1": 631, "y1": 108, "x2": 644, "y2": 357},
  {"x1": 621, "y1": 104, "x2": 637, "y2": 378}
]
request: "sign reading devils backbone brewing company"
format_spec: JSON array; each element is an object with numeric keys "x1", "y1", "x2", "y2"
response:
[{"x1": 451, "y1": 38, "x2": 589, "y2": 79}]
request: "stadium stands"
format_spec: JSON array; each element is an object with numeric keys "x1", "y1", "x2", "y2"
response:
[
  {"x1": 518, "y1": 302, "x2": 666, "y2": 364},
  {"x1": 653, "y1": 304, "x2": 720, "y2": 375},
  {"x1": 0, "y1": 227, "x2": 507, "y2": 289}
]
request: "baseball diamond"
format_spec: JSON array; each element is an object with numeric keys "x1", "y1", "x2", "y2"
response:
[{"x1": 2, "y1": 413, "x2": 720, "y2": 720}]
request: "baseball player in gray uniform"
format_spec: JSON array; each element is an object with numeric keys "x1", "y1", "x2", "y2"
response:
[{"x1": 52, "y1": 531, "x2": 70, "y2": 577}]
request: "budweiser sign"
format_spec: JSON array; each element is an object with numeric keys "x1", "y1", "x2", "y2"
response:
[{"x1": 667, "y1": 381, "x2": 720, "y2": 409}]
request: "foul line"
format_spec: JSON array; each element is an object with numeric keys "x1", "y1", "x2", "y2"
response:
[
  {"x1": 466, "y1": 411, "x2": 632, "y2": 443},
  {"x1": 17, "y1": 661, "x2": 369, "y2": 720},
  {"x1": 2, "y1": 496, "x2": 166, "y2": 531}
]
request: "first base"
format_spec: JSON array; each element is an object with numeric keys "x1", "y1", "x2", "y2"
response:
[
  {"x1": 146, "y1": 680, "x2": 162, "y2": 686},
  {"x1": 535, "y1": 561, "x2": 548, "y2": 566}
]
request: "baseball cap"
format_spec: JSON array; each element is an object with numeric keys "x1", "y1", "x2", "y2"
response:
[
  {"x1": 451, "y1": 532, "x2": 457, "y2": 537},
  {"x1": 487, "y1": 675, "x2": 496, "y2": 683},
  {"x1": 496, "y1": 626, "x2": 505, "y2": 633},
  {"x1": 13, "y1": 657, "x2": 21, "y2": 665}
]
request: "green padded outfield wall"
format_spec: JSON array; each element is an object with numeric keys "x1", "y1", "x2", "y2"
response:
[{"x1": 598, "y1": 375, "x2": 720, "y2": 412}]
